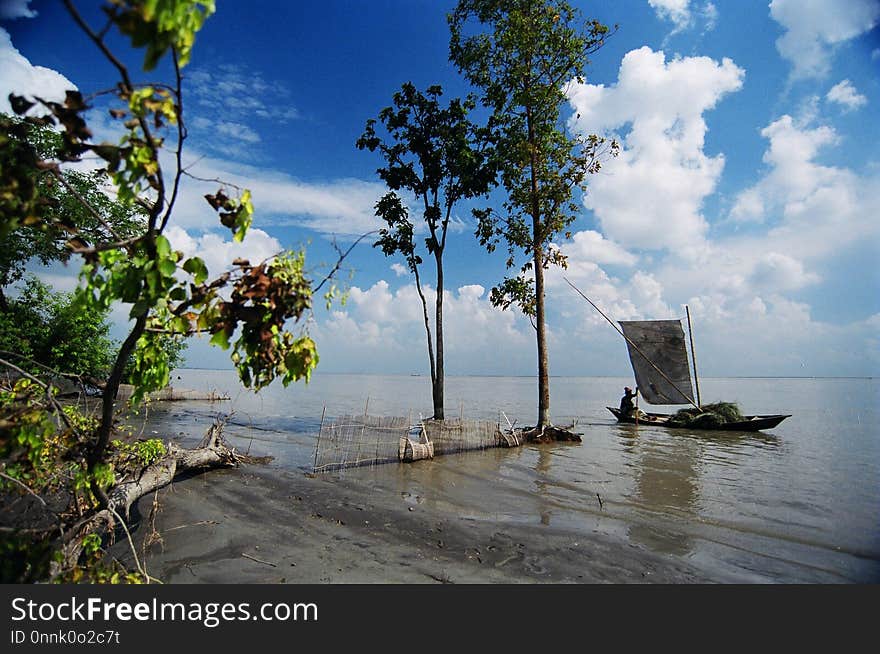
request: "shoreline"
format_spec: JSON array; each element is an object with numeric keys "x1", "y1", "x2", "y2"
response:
[{"x1": 114, "y1": 462, "x2": 720, "y2": 584}]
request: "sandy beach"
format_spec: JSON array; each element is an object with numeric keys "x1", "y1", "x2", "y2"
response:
[{"x1": 114, "y1": 461, "x2": 722, "y2": 584}]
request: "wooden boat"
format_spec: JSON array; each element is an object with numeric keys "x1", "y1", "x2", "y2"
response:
[
  {"x1": 607, "y1": 312, "x2": 790, "y2": 432},
  {"x1": 606, "y1": 407, "x2": 791, "y2": 432},
  {"x1": 563, "y1": 279, "x2": 792, "y2": 433}
]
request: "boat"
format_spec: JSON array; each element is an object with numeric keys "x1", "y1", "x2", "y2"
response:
[
  {"x1": 562, "y1": 279, "x2": 791, "y2": 433},
  {"x1": 605, "y1": 406, "x2": 791, "y2": 432},
  {"x1": 607, "y1": 313, "x2": 791, "y2": 432}
]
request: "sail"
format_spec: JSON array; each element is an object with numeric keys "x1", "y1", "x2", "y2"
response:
[{"x1": 619, "y1": 320, "x2": 695, "y2": 405}]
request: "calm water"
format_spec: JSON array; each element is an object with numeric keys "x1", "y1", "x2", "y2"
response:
[{"x1": 145, "y1": 370, "x2": 880, "y2": 583}]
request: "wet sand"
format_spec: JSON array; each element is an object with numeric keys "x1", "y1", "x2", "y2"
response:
[{"x1": 115, "y1": 462, "x2": 722, "y2": 584}]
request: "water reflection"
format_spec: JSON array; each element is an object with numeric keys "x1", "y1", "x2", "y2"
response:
[
  {"x1": 627, "y1": 428, "x2": 701, "y2": 556},
  {"x1": 534, "y1": 446, "x2": 553, "y2": 526},
  {"x1": 617, "y1": 422, "x2": 781, "y2": 556}
]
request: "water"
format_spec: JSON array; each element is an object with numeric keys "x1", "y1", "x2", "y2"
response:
[{"x1": 144, "y1": 370, "x2": 880, "y2": 583}]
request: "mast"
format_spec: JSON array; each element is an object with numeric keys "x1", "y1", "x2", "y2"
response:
[{"x1": 685, "y1": 305, "x2": 702, "y2": 409}]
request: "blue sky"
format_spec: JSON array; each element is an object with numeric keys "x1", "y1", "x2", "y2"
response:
[{"x1": 2, "y1": 0, "x2": 879, "y2": 378}]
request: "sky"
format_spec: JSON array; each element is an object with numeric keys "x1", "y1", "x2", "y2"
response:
[{"x1": 1, "y1": 0, "x2": 879, "y2": 379}]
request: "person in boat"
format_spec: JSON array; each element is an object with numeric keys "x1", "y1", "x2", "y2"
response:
[
  {"x1": 619, "y1": 386, "x2": 648, "y2": 420},
  {"x1": 620, "y1": 387, "x2": 637, "y2": 416}
]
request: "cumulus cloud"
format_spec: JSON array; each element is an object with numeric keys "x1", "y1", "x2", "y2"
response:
[
  {"x1": 730, "y1": 115, "x2": 846, "y2": 227},
  {"x1": 748, "y1": 252, "x2": 821, "y2": 291},
  {"x1": 313, "y1": 280, "x2": 534, "y2": 374},
  {"x1": 825, "y1": 79, "x2": 868, "y2": 111},
  {"x1": 649, "y1": 0, "x2": 691, "y2": 29},
  {"x1": 0, "y1": 28, "x2": 75, "y2": 114},
  {"x1": 563, "y1": 230, "x2": 637, "y2": 267},
  {"x1": 651, "y1": 112, "x2": 877, "y2": 337},
  {"x1": 770, "y1": 0, "x2": 880, "y2": 79},
  {"x1": 567, "y1": 46, "x2": 744, "y2": 254},
  {"x1": 164, "y1": 226, "x2": 284, "y2": 279}
]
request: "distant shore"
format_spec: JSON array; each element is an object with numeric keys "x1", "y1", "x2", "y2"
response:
[{"x1": 115, "y1": 462, "x2": 722, "y2": 584}]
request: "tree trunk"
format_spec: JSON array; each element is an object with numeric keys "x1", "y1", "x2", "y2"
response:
[
  {"x1": 88, "y1": 313, "x2": 148, "y2": 507},
  {"x1": 433, "y1": 250, "x2": 445, "y2": 420},
  {"x1": 526, "y1": 99, "x2": 551, "y2": 429},
  {"x1": 413, "y1": 264, "x2": 437, "y2": 416},
  {"x1": 533, "y1": 251, "x2": 550, "y2": 427}
]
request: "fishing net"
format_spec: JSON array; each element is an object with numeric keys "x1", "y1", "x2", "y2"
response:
[{"x1": 667, "y1": 402, "x2": 744, "y2": 428}]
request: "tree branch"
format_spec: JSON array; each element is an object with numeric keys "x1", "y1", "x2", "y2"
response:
[{"x1": 313, "y1": 231, "x2": 378, "y2": 294}]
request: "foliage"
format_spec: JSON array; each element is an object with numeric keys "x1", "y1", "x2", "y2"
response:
[
  {"x1": 0, "y1": 115, "x2": 146, "y2": 310},
  {"x1": 107, "y1": 0, "x2": 216, "y2": 71},
  {"x1": 449, "y1": 0, "x2": 617, "y2": 425},
  {"x1": 0, "y1": 0, "x2": 329, "y2": 583},
  {"x1": 0, "y1": 276, "x2": 116, "y2": 380},
  {"x1": 110, "y1": 437, "x2": 166, "y2": 471},
  {"x1": 122, "y1": 332, "x2": 186, "y2": 385},
  {"x1": 357, "y1": 82, "x2": 495, "y2": 419}
]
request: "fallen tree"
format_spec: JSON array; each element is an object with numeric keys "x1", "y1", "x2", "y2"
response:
[{"x1": 50, "y1": 417, "x2": 251, "y2": 582}]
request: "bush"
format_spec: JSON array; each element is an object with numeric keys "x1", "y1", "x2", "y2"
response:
[{"x1": 0, "y1": 276, "x2": 115, "y2": 379}]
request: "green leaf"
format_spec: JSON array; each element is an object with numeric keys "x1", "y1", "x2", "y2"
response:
[
  {"x1": 209, "y1": 329, "x2": 230, "y2": 350},
  {"x1": 182, "y1": 256, "x2": 208, "y2": 285},
  {"x1": 155, "y1": 234, "x2": 171, "y2": 258},
  {"x1": 157, "y1": 258, "x2": 176, "y2": 277}
]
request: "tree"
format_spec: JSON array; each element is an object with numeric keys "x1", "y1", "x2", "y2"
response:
[
  {"x1": 0, "y1": 0, "x2": 332, "y2": 582},
  {"x1": 0, "y1": 115, "x2": 145, "y2": 312},
  {"x1": 449, "y1": 0, "x2": 617, "y2": 429},
  {"x1": 357, "y1": 83, "x2": 494, "y2": 420}
]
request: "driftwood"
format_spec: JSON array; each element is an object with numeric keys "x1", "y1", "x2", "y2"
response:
[{"x1": 50, "y1": 419, "x2": 245, "y2": 579}]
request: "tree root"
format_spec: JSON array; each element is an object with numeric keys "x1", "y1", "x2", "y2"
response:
[{"x1": 521, "y1": 424, "x2": 582, "y2": 443}]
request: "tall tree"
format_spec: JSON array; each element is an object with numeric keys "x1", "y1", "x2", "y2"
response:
[
  {"x1": 357, "y1": 83, "x2": 494, "y2": 420},
  {"x1": 449, "y1": 0, "x2": 617, "y2": 429}
]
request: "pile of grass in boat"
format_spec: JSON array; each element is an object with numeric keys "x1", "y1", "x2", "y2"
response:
[{"x1": 667, "y1": 402, "x2": 744, "y2": 428}]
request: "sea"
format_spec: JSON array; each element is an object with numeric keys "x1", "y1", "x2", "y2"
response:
[{"x1": 142, "y1": 370, "x2": 880, "y2": 583}]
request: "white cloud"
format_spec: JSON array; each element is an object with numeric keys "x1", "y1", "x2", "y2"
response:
[
  {"x1": 730, "y1": 115, "x2": 846, "y2": 227},
  {"x1": 190, "y1": 117, "x2": 262, "y2": 145},
  {"x1": 564, "y1": 230, "x2": 637, "y2": 267},
  {"x1": 825, "y1": 79, "x2": 868, "y2": 111},
  {"x1": 648, "y1": 0, "x2": 718, "y2": 33},
  {"x1": 390, "y1": 262, "x2": 408, "y2": 277},
  {"x1": 770, "y1": 0, "x2": 880, "y2": 79},
  {"x1": 649, "y1": 0, "x2": 691, "y2": 30},
  {"x1": 748, "y1": 252, "x2": 820, "y2": 291},
  {"x1": 184, "y1": 63, "x2": 300, "y2": 159},
  {"x1": 0, "y1": 28, "x2": 75, "y2": 114},
  {"x1": 164, "y1": 152, "x2": 387, "y2": 237},
  {"x1": 0, "y1": 0, "x2": 36, "y2": 20},
  {"x1": 568, "y1": 47, "x2": 744, "y2": 254},
  {"x1": 313, "y1": 280, "x2": 534, "y2": 374},
  {"x1": 164, "y1": 225, "x2": 284, "y2": 279}
]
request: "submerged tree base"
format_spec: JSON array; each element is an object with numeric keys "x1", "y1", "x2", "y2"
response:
[{"x1": 522, "y1": 424, "x2": 582, "y2": 443}]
